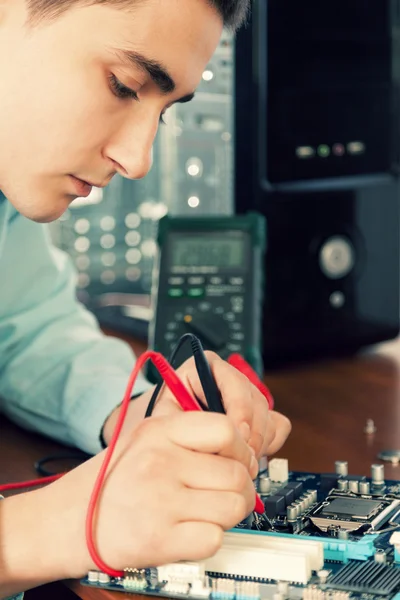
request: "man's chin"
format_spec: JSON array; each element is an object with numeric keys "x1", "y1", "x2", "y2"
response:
[{"x1": 6, "y1": 190, "x2": 73, "y2": 223}]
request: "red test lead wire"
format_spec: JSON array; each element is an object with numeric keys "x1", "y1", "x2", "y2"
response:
[{"x1": 0, "y1": 474, "x2": 63, "y2": 492}]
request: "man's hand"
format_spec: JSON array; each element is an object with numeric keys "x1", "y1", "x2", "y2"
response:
[
  {"x1": 24, "y1": 412, "x2": 259, "y2": 582},
  {"x1": 103, "y1": 352, "x2": 291, "y2": 459}
]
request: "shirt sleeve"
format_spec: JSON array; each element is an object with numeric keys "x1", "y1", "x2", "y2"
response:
[{"x1": 0, "y1": 205, "x2": 152, "y2": 455}]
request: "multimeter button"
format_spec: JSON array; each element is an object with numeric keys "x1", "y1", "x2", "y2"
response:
[
  {"x1": 223, "y1": 312, "x2": 235, "y2": 321},
  {"x1": 231, "y1": 297, "x2": 244, "y2": 313},
  {"x1": 231, "y1": 333, "x2": 244, "y2": 341},
  {"x1": 230, "y1": 322, "x2": 242, "y2": 331},
  {"x1": 209, "y1": 276, "x2": 223, "y2": 285},
  {"x1": 214, "y1": 307, "x2": 224, "y2": 315},
  {"x1": 167, "y1": 322, "x2": 179, "y2": 330},
  {"x1": 187, "y1": 288, "x2": 204, "y2": 298},
  {"x1": 168, "y1": 277, "x2": 184, "y2": 285},
  {"x1": 168, "y1": 288, "x2": 184, "y2": 298},
  {"x1": 188, "y1": 276, "x2": 205, "y2": 285},
  {"x1": 229, "y1": 277, "x2": 244, "y2": 285},
  {"x1": 232, "y1": 306, "x2": 244, "y2": 314},
  {"x1": 199, "y1": 302, "x2": 212, "y2": 311},
  {"x1": 227, "y1": 343, "x2": 242, "y2": 352},
  {"x1": 164, "y1": 332, "x2": 177, "y2": 341}
]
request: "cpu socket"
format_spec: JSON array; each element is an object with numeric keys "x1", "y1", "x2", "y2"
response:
[{"x1": 309, "y1": 496, "x2": 400, "y2": 533}]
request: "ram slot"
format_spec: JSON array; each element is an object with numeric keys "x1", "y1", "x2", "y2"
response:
[
  {"x1": 203, "y1": 544, "x2": 311, "y2": 584},
  {"x1": 224, "y1": 531, "x2": 324, "y2": 572}
]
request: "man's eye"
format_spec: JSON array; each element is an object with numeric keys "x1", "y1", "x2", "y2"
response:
[{"x1": 108, "y1": 74, "x2": 139, "y2": 101}]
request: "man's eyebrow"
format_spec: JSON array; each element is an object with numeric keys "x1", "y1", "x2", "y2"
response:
[{"x1": 115, "y1": 49, "x2": 176, "y2": 95}]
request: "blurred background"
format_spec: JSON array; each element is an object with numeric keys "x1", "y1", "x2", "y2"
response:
[{"x1": 49, "y1": 1, "x2": 400, "y2": 368}]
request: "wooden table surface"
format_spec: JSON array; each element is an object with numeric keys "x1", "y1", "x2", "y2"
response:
[{"x1": 2, "y1": 333, "x2": 400, "y2": 599}]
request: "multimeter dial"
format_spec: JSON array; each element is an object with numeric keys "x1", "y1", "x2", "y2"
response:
[
  {"x1": 163, "y1": 291, "x2": 246, "y2": 359},
  {"x1": 156, "y1": 238, "x2": 248, "y2": 360},
  {"x1": 148, "y1": 214, "x2": 265, "y2": 378}
]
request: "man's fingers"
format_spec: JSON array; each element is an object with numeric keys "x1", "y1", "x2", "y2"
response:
[
  {"x1": 170, "y1": 522, "x2": 224, "y2": 562},
  {"x1": 262, "y1": 411, "x2": 292, "y2": 456},
  {"x1": 210, "y1": 357, "x2": 254, "y2": 428},
  {"x1": 248, "y1": 390, "x2": 274, "y2": 458},
  {"x1": 179, "y1": 352, "x2": 253, "y2": 428},
  {"x1": 202, "y1": 353, "x2": 273, "y2": 458},
  {"x1": 179, "y1": 489, "x2": 255, "y2": 530},
  {"x1": 165, "y1": 412, "x2": 255, "y2": 473},
  {"x1": 151, "y1": 397, "x2": 183, "y2": 417},
  {"x1": 172, "y1": 353, "x2": 291, "y2": 462},
  {"x1": 174, "y1": 450, "x2": 255, "y2": 492}
]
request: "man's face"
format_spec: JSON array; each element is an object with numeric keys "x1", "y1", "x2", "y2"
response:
[{"x1": 0, "y1": 0, "x2": 223, "y2": 222}]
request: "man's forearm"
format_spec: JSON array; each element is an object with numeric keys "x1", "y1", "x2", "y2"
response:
[{"x1": 0, "y1": 490, "x2": 76, "y2": 598}]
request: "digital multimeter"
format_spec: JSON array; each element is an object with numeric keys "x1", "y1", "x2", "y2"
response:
[{"x1": 147, "y1": 212, "x2": 266, "y2": 381}]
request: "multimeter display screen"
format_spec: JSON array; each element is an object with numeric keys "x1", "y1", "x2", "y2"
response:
[{"x1": 171, "y1": 235, "x2": 244, "y2": 268}]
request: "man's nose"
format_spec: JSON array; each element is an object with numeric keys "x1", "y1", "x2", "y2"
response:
[{"x1": 107, "y1": 116, "x2": 157, "y2": 180}]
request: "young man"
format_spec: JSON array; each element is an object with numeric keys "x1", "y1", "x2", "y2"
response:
[{"x1": 0, "y1": 0, "x2": 292, "y2": 597}]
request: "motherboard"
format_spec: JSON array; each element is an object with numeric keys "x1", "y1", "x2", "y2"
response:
[{"x1": 82, "y1": 459, "x2": 400, "y2": 600}]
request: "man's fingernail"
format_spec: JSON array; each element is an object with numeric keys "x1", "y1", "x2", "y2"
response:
[{"x1": 239, "y1": 422, "x2": 251, "y2": 441}]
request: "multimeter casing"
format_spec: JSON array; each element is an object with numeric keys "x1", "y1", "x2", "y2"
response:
[{"x1": 147, "y1": 212, "x2": 266, "y2": 382}]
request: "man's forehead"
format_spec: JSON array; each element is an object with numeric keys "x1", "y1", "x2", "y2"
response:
[{"x1": 103, "y1": 0, "x2": 223, "y2": 96}]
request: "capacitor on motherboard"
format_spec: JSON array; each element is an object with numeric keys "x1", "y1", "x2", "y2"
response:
[
  {"x1": 98, "y1": 572, "x2": 111, "y2": 584},
  {"x1": 287, "y1": 504, "x2": 298, "y2": 521},
  {"x1": 299, "y1": 494, "x2": 311, "y2": 510},
  {"x1": 359, "y1": 481, "x2": 370, "y2": 495},
  {"x1": 337, "y1": 479, "x2": 348, "y2": 492},
  {"x1": 259, "y1": 475, "x2": 271, "y2": 494},
  {"x1": 335, "y1": 461, "x2": 348, "y2": 477},
  {"x1": 293, "y1": 500, "x2": 303, "y2": 517},
  {"x1": 299, "y1": 497, "x2": 309, "y2": 513},
  {"x1": 348, "y1": 480, "x2": 359, "y2": 493},
  {"x1": 338, "y1": 529, "x2": 349, "y2": 540},
  {"x1": 371, "y1": 464, "x2": 385, "y2": 486},
  {"x1": 309, "y1": 490, "x2": 318, "y2": 504}
]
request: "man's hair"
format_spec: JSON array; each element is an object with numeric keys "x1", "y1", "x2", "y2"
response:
[{"x1": 26, "y1": 0, "x2": 250, "y2": 30}]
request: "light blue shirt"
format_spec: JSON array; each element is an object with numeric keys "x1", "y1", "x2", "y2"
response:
[{"x1": 0, "y1": 193, "x2": 151, "y2": 455}]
